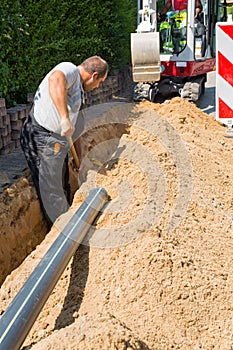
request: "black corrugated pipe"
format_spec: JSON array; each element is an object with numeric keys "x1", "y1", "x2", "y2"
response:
[{"x1": 0, "y1": 187, "x2": 108, "y2": 350}]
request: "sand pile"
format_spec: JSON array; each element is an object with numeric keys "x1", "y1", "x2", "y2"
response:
[{"x1": 0, "y1": 98, "x2": 232, "y2": 349}]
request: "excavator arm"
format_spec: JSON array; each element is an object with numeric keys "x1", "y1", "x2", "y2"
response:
[{"x1": 131, "y1": 0, "x2": 161, "y2": 83}]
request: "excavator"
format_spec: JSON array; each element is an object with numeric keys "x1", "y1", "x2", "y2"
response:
[{"x1": 131, "y1": 0, "x2": 228, "y2": 102}]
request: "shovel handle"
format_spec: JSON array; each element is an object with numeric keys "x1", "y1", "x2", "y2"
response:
[{"x1": 67, "y1": 136, "x2": 80, "y2": 169}]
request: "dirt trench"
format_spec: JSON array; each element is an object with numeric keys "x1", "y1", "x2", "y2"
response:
[
  {"x1": 0, "y1": 102, "x2": 133, "y2": 286},
  {"x1": 0, "y1": 98, "x2": 233, "y2": 349},
  {"x1": 0, "y1": 172, "x2": 48, "y2": 286}
]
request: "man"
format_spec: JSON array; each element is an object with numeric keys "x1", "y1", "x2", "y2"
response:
[
  {"x1": 158, "y1": 0, "x2": 203, "y2": 53},
  {"x1": 20, "y1": 56, "x2": 108, "y2": 227},
  {"x1": 158, "y1": 0, "x2": 203, "y2": 19}
]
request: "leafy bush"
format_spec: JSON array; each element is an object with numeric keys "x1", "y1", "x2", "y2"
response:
[
  {"x1": 0, "y1": 0, "x2": 137, "y2": 107},
  {"x1": 0, "y1": 0, "x2": 29, "y2": 105}
]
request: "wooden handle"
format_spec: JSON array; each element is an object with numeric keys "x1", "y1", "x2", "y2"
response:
[{"x1": 67, "y1": 136, "x2": 80, "y2": 169}]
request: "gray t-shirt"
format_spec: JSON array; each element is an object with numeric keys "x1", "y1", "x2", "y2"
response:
[{"x1": 33, "y1": 62, "x2": 83, "y2": 134}]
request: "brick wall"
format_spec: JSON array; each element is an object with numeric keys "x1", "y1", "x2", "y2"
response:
[{"x1": 0, "y1": 67, "x2": 132, "y2": 156}]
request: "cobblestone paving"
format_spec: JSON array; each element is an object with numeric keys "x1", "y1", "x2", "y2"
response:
[{"x1": 0, "y1": 147, "x2": 27, "y2": 193}]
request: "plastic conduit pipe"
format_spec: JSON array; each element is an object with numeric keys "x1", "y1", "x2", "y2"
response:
[{"x1": 0, "y1": 187, "x2": 108, "y2": 350}]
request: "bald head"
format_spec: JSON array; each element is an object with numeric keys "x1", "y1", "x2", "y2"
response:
[{"x1": 80, "y1": 56, "x2": 108, "y2": 79}]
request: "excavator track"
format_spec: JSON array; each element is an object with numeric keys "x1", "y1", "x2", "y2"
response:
[{"x1": 181, "y1": 75, "x2": 206, "y2": 102}]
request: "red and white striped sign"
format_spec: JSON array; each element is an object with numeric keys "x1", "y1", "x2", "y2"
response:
[{"x1": 216, "y1": 23, "x2": 233, "y2": 127}]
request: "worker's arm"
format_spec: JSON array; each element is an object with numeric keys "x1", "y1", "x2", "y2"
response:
[
  {"x1": 195, "y1": 0, "x2": 203, "y2": 18},
  {"x1": 48, "y1": 70, "x2": 75, "y2": 137},
  {"x1": 158, "y1": 1, "x2": 172, "y2": 19}
]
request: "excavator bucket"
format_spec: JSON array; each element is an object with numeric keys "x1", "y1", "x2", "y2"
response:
[{"x1": 131, "y1": 32, "x2": 161, "y2": 82}]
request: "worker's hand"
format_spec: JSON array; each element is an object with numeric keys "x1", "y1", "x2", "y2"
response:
[
  {"x1": 157, "y1": 12, "x2": 165, "y2": 22},
  {"x1": 157, "y1": 12, "x2": 162, "y2": 21},
  {"x1": 60, "y1": 118, "x2": 75, "y2": 137},
  {"x1": 69, "y1": 157, "x2": 79, "y2": 172}
]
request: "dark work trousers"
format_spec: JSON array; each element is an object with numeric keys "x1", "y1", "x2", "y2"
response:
[{"x1": 20, "y1": 106, "x2": 71, "y2": 228}]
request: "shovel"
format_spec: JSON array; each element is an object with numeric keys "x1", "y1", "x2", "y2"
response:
[{"x1": 66, "y1": 136, "x2": 80, "y2": 169}]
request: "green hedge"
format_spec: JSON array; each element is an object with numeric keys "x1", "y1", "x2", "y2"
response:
[{"x1": 0, "y1": 0, "x2": 137, "y2": 106}]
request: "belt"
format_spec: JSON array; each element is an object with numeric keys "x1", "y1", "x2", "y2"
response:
[{"x1": 29, "y1": 105, "x2": 65, "y2": 141}]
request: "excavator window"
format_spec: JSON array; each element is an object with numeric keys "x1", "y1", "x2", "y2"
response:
[{"x1": 158, "y1": 10, "x2": 187, "y2": 54}]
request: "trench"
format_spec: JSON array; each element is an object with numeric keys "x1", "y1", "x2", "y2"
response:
[{"x1": 0, "y1": 102, "x2": 135, "y2": 287}]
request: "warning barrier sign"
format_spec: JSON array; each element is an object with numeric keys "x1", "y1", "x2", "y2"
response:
[{"x1": 216, "y1": 23, "x2": 233, "y2": 128}]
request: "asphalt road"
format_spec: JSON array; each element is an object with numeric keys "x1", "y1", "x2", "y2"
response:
[{"x1": 198, "y1": 71, "x2": 216, "y2": 118}]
